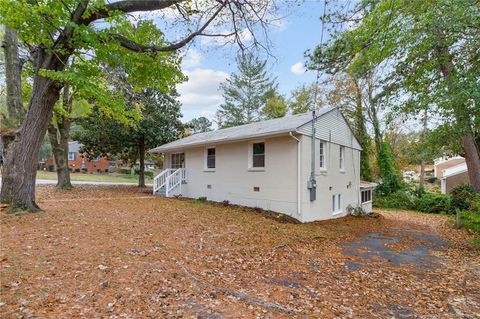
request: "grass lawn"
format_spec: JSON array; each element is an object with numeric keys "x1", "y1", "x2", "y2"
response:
[
  {"x1": 35, "y1": 170, "x2": 153, "y2": 184},
  {"x1": 1, "y1": 186, "x2": 479, "y2": 318}
]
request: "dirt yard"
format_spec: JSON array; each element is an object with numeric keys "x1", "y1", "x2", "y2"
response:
[{"x1": 1, "y1": 186, "x2": 479, "y2": 318}]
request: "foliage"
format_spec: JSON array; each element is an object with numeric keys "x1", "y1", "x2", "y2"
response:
[
  {"x1": 375, "y1": 142, "x2": 402, "y2": 195},
  {"x1": 310, "y1": 0, "x2": 480, "y2": 188},
  {"x1": 187, "y1": 117, "x2": 212, "y2": 134},
  {"x1": 450, "y1": 184, "x2": 478, "y2": 212},
  {"x1": 458, "y1": 211, "x2": 480, "y2": 234},
  {"x1": 74, "y1": 89, "x2": 184, "y2": 167},
  {"x1": 375, "y1": 190, "x2": 452, "y2": 214},
  {"x1": 216, "y1": 53, "x2": 277, "y2": 127},
  {"x1": 288, "y1": 83, "x2": 324, "y2": 115},
  {"x1": 262, "y1": 91, "x2": 287, "y2": 119}
]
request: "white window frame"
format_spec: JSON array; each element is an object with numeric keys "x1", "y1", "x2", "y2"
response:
[
  {"x1": 204, "y1": 147, "x2": 216, "y2": 171},
  {"x1": 361, "y1": 189, "x2": 372, "y2": 203},
  {"x1": 68, "y1": 152, "x2": 76, "y2": 161},
  {"x1": 319, "y1": 141, "x2": 327, "y2": 170},
  {"x1": 332, "y1": 193, "x2": 342, "y2": 215},
  {"x1": 248, "y1": 140, "x2": 265, "y2": 171},
  {"x1": 339, "y1": 146, "x2": 345, "y2": 172}
]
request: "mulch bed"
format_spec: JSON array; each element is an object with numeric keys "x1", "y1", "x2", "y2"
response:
[{"x1": 1, "y1": 185, "x2": 479, "y2": 318}]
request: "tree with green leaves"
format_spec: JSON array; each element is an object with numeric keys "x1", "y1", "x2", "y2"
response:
[
  {"x1": 216, "y1": 53, "x2": 277, "y2": 127},
  {"x1": 75, "y1": 89, "x2": 184, "y2": 188},
  {"x1": 187, "y1": 117, "x2": 212, "y2": 134},
  {"x1": 311, "y1": 0, "x2": 480, "y2": 191},
  {"x1": 262, "y1": 91, "x2": 287, "y2": 119},
  {"x1": 0, "y1": 0, "x2": 277, "y2": 211},
  {"x1": 288, "y1": 83, "x2": 324, "y2": 115}
]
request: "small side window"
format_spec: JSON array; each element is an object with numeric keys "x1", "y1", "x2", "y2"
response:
[
  {"x1": 252, "y1": 142, "x2": 265, "y2": 168},
  {"x1": 319, "y1": 141, "x2": 326, "y2": 169},
  {"x1": 68, "y1": 152, "x2": 76, "y2": 161},
  {"x1": 339, "y1": 146, "x2": 345, "y2": 170},
  {"x1": 206, "y1": 148, "x2": 216, "y2": 169}
]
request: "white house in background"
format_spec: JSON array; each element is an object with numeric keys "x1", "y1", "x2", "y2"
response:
[{"x1": 150, "y1": 107, "x2": 374, "y2": 222}]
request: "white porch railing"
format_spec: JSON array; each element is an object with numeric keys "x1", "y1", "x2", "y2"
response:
[{"x1": 153, "y1": 168, "x2": 186, "y2": 196}]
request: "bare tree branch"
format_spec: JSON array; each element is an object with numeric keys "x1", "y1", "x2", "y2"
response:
[{"x1": 109, "y1": 1, "x2": 227, "y2": 53}]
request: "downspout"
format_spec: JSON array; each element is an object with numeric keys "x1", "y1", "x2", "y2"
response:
[
  {"x1": 289, "y1": 132, "x2": 302, "y2": 219},
  {"x1": 308, "y1": 110, "x2": 317, "y2": 201}
]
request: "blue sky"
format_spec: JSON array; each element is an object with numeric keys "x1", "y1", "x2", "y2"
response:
[{"x1": 173, "y1": 1, "x2": 328, "y2": 122}]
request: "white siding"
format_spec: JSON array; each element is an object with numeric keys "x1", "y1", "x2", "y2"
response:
[
  {"x1": 299, "y1": 135, "x2": 361, "y2": 222},
  {"x1": 297, "y1": 108, "x2": 362, "y2": 151},
  {"x1": 165, "y1": 135, "x2": 299, "y2": 218}
]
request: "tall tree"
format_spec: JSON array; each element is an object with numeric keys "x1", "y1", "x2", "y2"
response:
[
  {"x1": 216, "y1": 53, "x2": 277, "y2": 127},
  {"x1": 187, "y1": 117, "x2": 212, "y2": 134},
  {"x1": 311, "y1": 0, "x2": 480, "y2": 191},
  {"x1": 0, "y1": 0, "x2": 276, "y2": 211},
  {"x1": 75, "y1": 89, "x2": 184, "y2": 188}
]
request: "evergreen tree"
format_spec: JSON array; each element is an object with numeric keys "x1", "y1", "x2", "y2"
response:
[
  {"x1": 187, "y1": 117, "x2": 213, "y2": 134},
  {"x1": 216, "y1": 53, "x2": 277, "y2": 127}
]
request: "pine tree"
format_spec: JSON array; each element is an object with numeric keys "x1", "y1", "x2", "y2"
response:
[{"x1": 216, "y1": 53, "x2": 277, "y2": 128}]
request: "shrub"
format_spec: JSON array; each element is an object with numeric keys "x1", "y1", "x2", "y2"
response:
[
  {"x1": 450, "y1": 184, "x2": 476, "y2": 211},
  {"x1": 47, "y1": 165, "x2": 55, "y2": 172},
  {"x1": 105, "y1": 169, "x2": 109, "y2": 173},
  {"x1": 81, "y1": 167, "x2": 87, "y2": 173},
  {"x1": 458, "y1": 210, "x2": 480, "y2": 233},
  {"x1": 415, "y1": 193, "x2": 451, "y2": 214},
  {"x1": 75, "y1": 168, "x2": 81, "y2": 173},
  {"x1": 144, "y1": 171, "x2": 154, "y2": 178}
]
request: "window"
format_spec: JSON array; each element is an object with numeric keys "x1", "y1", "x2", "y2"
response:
[
  {"x1": 206, "y1": 148, "x2": 216, "y2": 169},
  {"x1": 361, "y1": 190, "x2": 372, "y2": 203},
  {"x1": 171, "y1": 153, "x2": 185, "y2": 169},
  {"x1": 339, "y1": 146, "x2": 345, "y2": 170},
  {"x1": 68, "y1": 152, "x2": 76, "y2": 161},
  {"x1": 332, "y1": 194, "x2": 342, "y2": 213},
  {"x1": 252, "y1": 142, "x2": 265, "y2": 168},
  {"x1": 319, "y1": 141, "x2": 326, "y2": 169}
]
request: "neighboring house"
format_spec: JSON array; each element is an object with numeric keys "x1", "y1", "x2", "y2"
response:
[
  {"x1": 433, "y1": 156, "x2": 470, "y2": 194},
  {"x1": 150, "y1": 107, "x2": 372, "y2": 222},
  {"x1": 440, "y1": 163, "x2": 470, "y2": 194},
  {"x1": 434, "y1": 156, "x2": 466, "y2": 179},
  {"x1": 45, "y1": 141, "x2": 109, "y2": 173}
]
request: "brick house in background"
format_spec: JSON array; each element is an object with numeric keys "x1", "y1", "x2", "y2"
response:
[{"x1": 45, "y1": 141, "x2": 110, "y2": 173}]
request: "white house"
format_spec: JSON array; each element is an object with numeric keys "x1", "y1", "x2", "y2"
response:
[{"x1": 150, "y1": 107, "x2": 374, "y2": 222}]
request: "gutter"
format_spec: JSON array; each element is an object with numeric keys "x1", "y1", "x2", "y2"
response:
[{"x1": 289, "y1": 132, "x2": 302, "y2": 220}]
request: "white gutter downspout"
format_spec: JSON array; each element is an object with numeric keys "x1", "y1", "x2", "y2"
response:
[{"x1": 289, "y1": 132, "x2": 302, "y2": 220}]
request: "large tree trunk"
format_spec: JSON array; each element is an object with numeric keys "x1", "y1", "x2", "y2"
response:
[
  {"x1": 462, "y1": 134, "x2": 480, "y2": 191},
  {"x1": 47, "y1": 86, "x2": 73, "y2": 189},
  {"x1": 3, "y1": 26, "x2": 24, "y2": 127},
  {"x1": 138, "y1": 135, "x2": 146, "y2": 188},
  {"x1": 0, "y1": 75, "x2": 62, "y2": 210}
]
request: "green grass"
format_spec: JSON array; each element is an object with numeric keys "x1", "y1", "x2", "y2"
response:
[
  {"x1": 35, "y1": 170, "x2": 153, "y2": 184},
  {"x1": 458, "y1": 210, "x2": 480, "y2": 234}
]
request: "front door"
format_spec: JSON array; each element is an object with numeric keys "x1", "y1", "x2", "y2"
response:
[{"x1": 171, "y1": 153, "x2": 185, "y2": 169}]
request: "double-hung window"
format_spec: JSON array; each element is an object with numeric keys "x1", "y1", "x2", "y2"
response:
[
  {"x1": 339, "y1": 146, "x2": 345, "y2": 171},
  {"x1": 251, "y1": 142, "x2": 265, "y2": 168},
  {"x1": 319, "y1": 141, "x2": 326, "y2": 170},
  {"x1": 68, "y1": 152, "x2": 76, "y2": 161},
  {"x1": 206, "y1": 148, "x2": 216, "y2": 169}
]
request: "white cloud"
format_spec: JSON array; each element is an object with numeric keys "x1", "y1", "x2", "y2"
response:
[
  {"x1": 290, "y1": 62, "x2": 307, "y2": 75},
  {"x1": 177, "y1": 68, "x2": 229, "y2": 122},
  {"x1": 181, "y1": 49, "x2": 202, "y2": 69}
]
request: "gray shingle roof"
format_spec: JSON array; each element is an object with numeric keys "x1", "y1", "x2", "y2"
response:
[{"x1": 150, "y1": 107, "x2": 335, "y2": 153}]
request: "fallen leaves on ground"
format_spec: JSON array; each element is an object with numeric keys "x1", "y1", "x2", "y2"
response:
[{"x1": 1, "y1": 186, "x2": 479, "y2": 318}]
